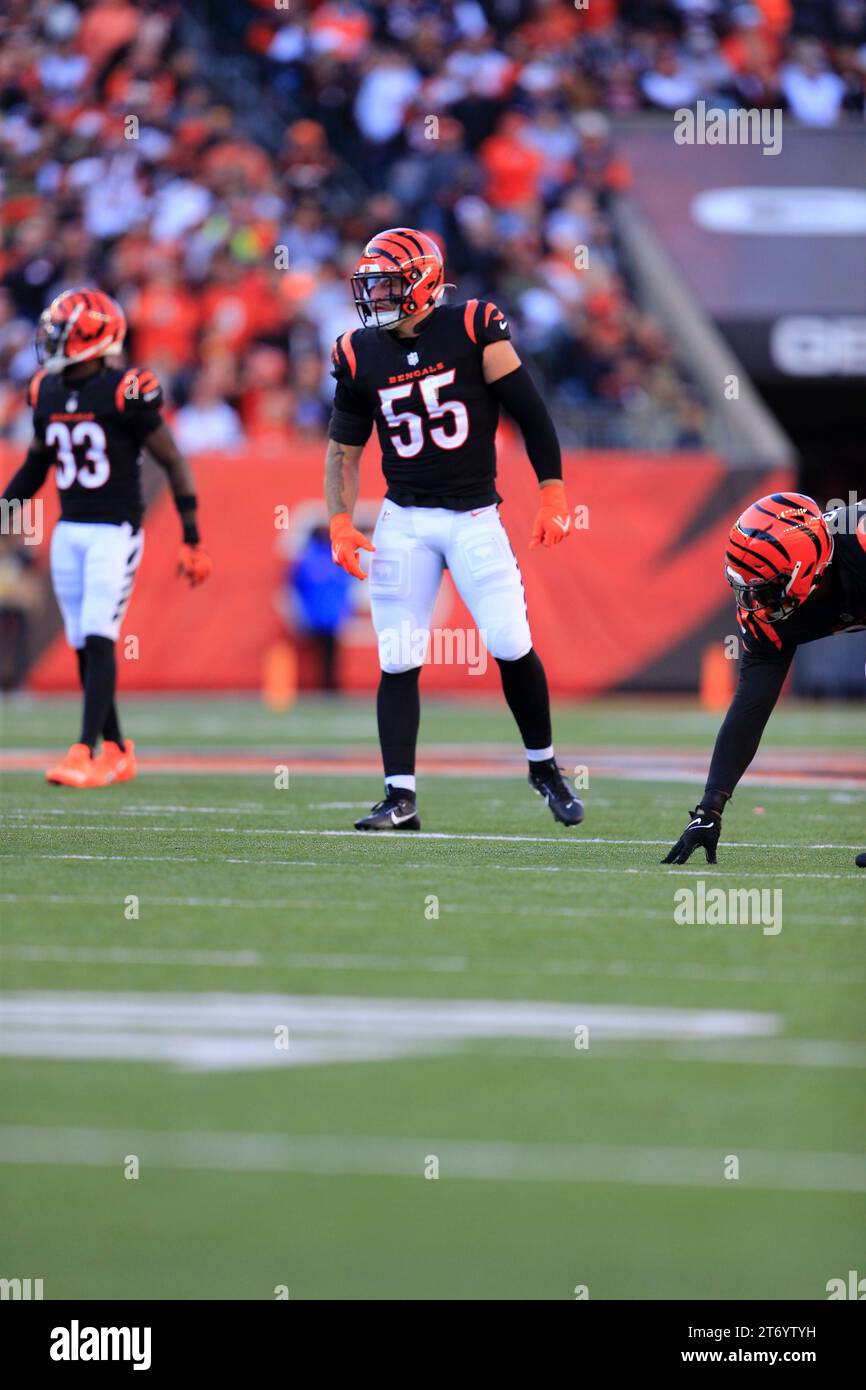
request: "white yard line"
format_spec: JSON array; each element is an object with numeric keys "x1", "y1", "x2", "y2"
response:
[
  {"x1": 0, "y1": 945, "x2": 263, "y2": 967},
  {"x1": 1, "y1": 820, "x2": 864, "y2": 852},
  {"x1": 1, "y1": 941, "x2": 863, "y2": 988},
  {"x1": 2, "y1": 805, "x2": 270, "y2": 817},
  {"x1": 0, "y1": 1125, "x2": 862, "y2": 1192},
  {"x1": 1, "y1": 851, "x2": 859, "y2": 880},
  {"x1": 2, "y1": 893, "x2": 861, "y2": 931},
  {"x1": 0, "y1": 989, "x2": 779, "y2": 1072}
]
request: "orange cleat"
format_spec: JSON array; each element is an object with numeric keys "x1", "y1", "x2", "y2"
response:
[
  {"x1": 94, "y1": 739, "x2": 137, "y2": 785},
  {"x1": 45, "y1": 743, "x2": 108, "y2": 788}
]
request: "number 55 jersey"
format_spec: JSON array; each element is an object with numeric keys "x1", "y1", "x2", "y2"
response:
[
  {"x1": 329, "y1": 300, "x2": 512, "y2": 513},
  {"x1": 29, "y1": 363, "x2": 164, "y2": 529}
]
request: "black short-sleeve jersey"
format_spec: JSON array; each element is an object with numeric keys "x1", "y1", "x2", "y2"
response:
[
  {"x1": 328, "y1": 299, "x2": 513, "y2": 510},
  {"x1": 29, "y1": 364, "x2": 164, "y2": 527}
]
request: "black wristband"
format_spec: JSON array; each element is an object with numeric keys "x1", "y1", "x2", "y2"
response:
[
  {"x1": 700, "y1": 788, "x2": 729, "y2": 815},
  {"x1": 175, "y1": 494, "x2": 199, "y2": 545}
]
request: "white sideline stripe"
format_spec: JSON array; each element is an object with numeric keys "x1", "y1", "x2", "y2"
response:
[
  {"x1": 2, "y1": 819, "x2": 864, "y2": 852},
  {"x1": 1, "y1": 851, "x2": 859, "y2": 881},
  {"x1": 0, "y1": 1126, "x2": 862, "y2": 1192},
  {"x1": 0, "y1": 990, "x2": 778, "y2": 1072},
  {"x1": 1, "y1": 943, "x2": 863, "y2": 989}
]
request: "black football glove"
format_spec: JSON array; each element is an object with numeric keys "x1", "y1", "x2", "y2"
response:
[{"x1": 662, "y1": 807, "x2": 722, "y2": 865}]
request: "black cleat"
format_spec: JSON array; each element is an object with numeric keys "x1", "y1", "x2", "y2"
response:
[
  {"x1": 354, "y1": 792, "x2": 421, "y2": 832},
  {"x1": 529, "y1": 763, "x2": 584, "y2": 826}
]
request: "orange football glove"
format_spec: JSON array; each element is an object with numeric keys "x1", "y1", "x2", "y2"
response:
[
  {"x1": 530, "y1": 481, "x2": 571, "y2": 549},
  {"x1": 329, "y1": 512, "x2": 375, "y2": 580},
  {"x1": 177, "y1": 543, "x2": 212, "y2": 586}
]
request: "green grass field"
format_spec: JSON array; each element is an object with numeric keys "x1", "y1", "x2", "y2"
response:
[{"x1": 1, "y1": 695, "x2": 863, "y2": 1300}]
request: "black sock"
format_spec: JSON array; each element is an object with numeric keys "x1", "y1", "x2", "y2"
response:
[
  {"x1": 385, "y1": 783, "x2": 416, "y2": 804},
  {"x1": 80, "y1": 635, "x2": 117, "y2": 752},
  {"x1": 529, "y1": 755, "x2": 558, "y2": 777},
  {"x1": 77, "y1": 645, "x2": 123, "y2": 749},
  {"x1": 377, "y1": 667, "x2": 421, "y2": 781},
  {"x1": 102, "y1": 702, "x2": 124, "y2": 749},
  {"x1": 496, "y1": 648, "x2": 552, "y2": 751}
]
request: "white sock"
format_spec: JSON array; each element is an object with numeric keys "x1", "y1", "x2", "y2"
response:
[
  {"x1": 386, "y1": 774, "x2": 416, "y2": 794},
  {"x1": 526, "y1": 746, "x2": 554, "y2": 762}
]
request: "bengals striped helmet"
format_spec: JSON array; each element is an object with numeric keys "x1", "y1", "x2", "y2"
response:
[
  {"x1": 725, "y1": 493, "x2": 834, "y2": 622},
  {"x1": 351, "y1": 227, "x2": 444, "y2": 329},
  {"x1": 36, "y1": 288, "x2": 126, "y2": 374}
]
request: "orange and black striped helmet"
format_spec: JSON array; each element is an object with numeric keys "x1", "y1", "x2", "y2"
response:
[
  {"x1": 36, "y1": 287, "x2": 126, "y2": 374},
  {"x1": 725, "y1": 492, "x2": 833, "y2": 622},
  {"x1": 351, "y1": 227, "x2": 444, "y2": 329}
]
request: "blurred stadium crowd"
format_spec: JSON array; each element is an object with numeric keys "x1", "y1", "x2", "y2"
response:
[{"x1": 1, "y1": 0, "x2": 864, "y2": 452}]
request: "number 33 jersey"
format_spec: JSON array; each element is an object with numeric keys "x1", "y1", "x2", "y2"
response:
[
  {"x1": 29, "y1": 364, "x2": 164, "y2": 528},
  {"x1": 329, "y1": 300, "x2": 512, "y2": 512}
]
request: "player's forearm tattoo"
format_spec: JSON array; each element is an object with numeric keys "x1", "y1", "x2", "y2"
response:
[{"x1": 324, "y1": 438, "x2": 361, "y2": 516}]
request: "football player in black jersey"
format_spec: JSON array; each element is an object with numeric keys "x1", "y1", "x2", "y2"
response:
[
  {"x1": 1, "y1": 288, "x2": 211, "y2": 787},
  {"x1": 663, "y1": 493, "x2": 866, "y2": 866},
  {"x1": 325, "y1": 227, "x2": 584, "y2": 831}
]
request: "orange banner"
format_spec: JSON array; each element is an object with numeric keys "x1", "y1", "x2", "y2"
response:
[{"x1": 0, "y1": 438, "x2": 791, "y2": 694}]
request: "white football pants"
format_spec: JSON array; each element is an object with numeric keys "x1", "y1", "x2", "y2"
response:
[
  {"x1": 368, "y1": 501, "x2": 532, "y2": 674},
  {"x1": 50, "y1": 520, "x2": 144, "y2": 648}
]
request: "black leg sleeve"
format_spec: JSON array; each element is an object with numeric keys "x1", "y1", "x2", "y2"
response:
[
  {"x1": 80, "y1": 635, "x2": 117, "y2": 752},
  {"x1": 377, "y1": 667, "x2": 421, "y2": 778},
  {"x1": 77, "y1": 641, "x2": 124, "y2": 747},
  {"x1": 496, "y1": 647, "x2": 552, "y2": 751},
  {"x1": 702, "y1": 648, "x2": 792, "y2": 805},
  {"x1": 102, "y1": 700, "x2": 124, "y2": 748}
]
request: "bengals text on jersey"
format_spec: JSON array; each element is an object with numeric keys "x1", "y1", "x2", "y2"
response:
[{"x1": 329, "y1": 299, "x2": 513, "y2": 511}]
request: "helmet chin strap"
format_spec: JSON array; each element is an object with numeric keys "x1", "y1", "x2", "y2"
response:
[{"x1": 782, "y1": 560, "x2": 802, "y2": 597}]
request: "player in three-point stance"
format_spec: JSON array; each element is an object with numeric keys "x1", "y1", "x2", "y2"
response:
[
  {"x1": 663, "y1": 492, "x2": 866, "y2": 866},
  {"x1": 325, "y1": 226, "x2": 583, "y2": 831},
  {"x1": 1, "y1": 288, "x2": 212, "y2": 787}
]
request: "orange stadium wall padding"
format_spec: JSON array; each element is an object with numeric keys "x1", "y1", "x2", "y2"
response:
[{"x1": 0, "y1": 439, "x2": 793, "y2": 696}]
